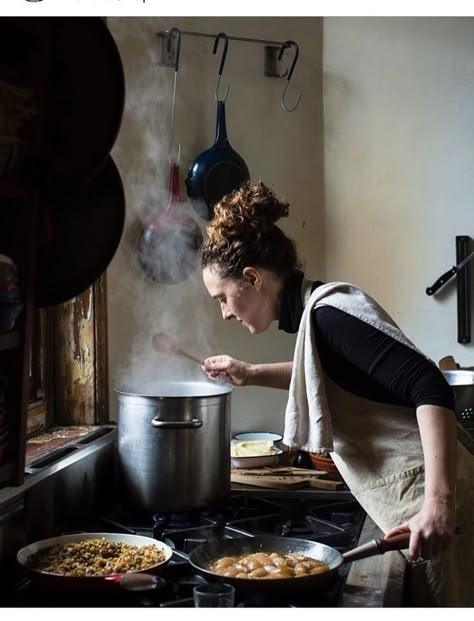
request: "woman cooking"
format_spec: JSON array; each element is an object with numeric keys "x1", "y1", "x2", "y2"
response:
[{"x1": 200, "y1": 180, "x2": 473, "y2": 606}]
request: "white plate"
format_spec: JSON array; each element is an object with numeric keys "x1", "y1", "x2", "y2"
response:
[{"x1": 233, "y1": 431, "x2": 283, "y2": 443}]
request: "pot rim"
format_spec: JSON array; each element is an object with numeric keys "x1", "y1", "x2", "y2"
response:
[
  {"x1": 115, "y1": 381, "x2": 233, "y2": 398},
  {"x1": 441, "y1": 369, "x2": 474, "y2": 386}
]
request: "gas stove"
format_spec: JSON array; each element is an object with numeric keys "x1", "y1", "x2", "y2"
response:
[{"x1": 6, "y1": 492, "x2": 365, "y2": 608}]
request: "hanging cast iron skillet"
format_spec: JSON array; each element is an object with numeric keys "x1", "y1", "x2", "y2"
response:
[
  {"x1": 43, "y1": 17, "x2": 125, "y2": 193},
  {"x1": 35, "y1": 156, "x2": 125, "y2": 307},
  {"x1": 185, "y1": 100, "x2": 250, "y2": 220},
  {"x1": 137, "y1": 161, "x2": 203, "y2": 285},
  {"x1": 188, "y1": 532, "x2": 409, "y2": 596},
  {"x1": 0, "y1": 18, "x2": 124, "y2": 192}
]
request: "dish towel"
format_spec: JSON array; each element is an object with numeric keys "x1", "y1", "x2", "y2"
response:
[{"x1": 283, "y1": 281, "x2": 424, "y2": 454}]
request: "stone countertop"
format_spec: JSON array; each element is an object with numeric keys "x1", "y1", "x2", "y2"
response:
[{"x1": 339, "y1": 514, "x2": 407, "y2": 607}]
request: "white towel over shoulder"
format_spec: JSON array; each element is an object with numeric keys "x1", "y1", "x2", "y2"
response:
[{"x1": 283, "y1": 281, "x2": 422, "y2": 453}]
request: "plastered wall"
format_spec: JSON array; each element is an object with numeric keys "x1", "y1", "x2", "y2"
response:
[
  {"x1": 107, "y1": 16, "x2": 473, "y2": 433},
  {"x1": 323, "y1": 16, "x2": 474, "y2": 367}
]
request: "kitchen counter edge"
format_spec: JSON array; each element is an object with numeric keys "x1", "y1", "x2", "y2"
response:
[{"x1": 339, "y1": 513, "x2": 406, "y2": 607}]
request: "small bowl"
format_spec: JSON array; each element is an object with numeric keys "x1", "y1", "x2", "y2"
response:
[
  {"x1": 309, "y1": 453, "x2": 343, "y2": 480},
  {"x1": 231, "y1": 450, "x2": 283, "y2": 469},
  {"x1": 231, "y1": 433, "x2": 284, "y2": 469}
]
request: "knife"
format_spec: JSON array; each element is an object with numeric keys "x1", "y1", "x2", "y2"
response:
[{"x1": 426, "y1": 251, "x2": 474, "y2": 296}]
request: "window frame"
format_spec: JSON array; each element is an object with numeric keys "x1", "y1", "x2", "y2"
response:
[{"x1": 27, "y1": 274, "x2": 108, "y2": 434}]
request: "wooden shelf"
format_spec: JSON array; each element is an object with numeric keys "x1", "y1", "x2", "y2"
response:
[
  {"x1": 0, "y1": 331, "x2": 21, "y2": 352},
  {"x1": 0, "y1": 17, "x2": 53, "y2": 490}
]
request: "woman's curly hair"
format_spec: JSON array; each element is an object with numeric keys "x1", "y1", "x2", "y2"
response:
[{"x1": 200, "y1": 180, "x2": 300, "y2": 280}]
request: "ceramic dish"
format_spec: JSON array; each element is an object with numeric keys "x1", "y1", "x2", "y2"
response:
[
  {"x1": 231, "y1": 432, "x2": 284, "y2": 468},
  {"x1": 231, "y1": 449, "x2": 283, "y2": 469}
]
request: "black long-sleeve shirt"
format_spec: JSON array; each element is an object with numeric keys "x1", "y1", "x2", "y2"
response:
[{"x1": 278, "y1": 271, "x2": 454, "y2": 410}]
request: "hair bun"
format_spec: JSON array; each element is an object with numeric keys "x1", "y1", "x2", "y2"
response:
[
  {"x1": 213, "y1": 180, "x2": 289, "y2": 234},
  {"x1": 201, "y1": 180, "x2": 298, "y2": 280}
]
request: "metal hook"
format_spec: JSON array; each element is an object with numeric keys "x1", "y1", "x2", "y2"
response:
[
  {"x1": 213, "y1": 32, "x2": 230, "y2": 103},
  {"x1": 277, "y1": 41, "x2": 301, "y2": 112},
  {"x1": 168, "y1": 27, "x2": 182, "y2": 165}
]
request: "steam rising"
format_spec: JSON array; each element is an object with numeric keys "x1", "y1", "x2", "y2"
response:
[{"x1": 107, "y1": 18, "x2": 223, "y2": 397}]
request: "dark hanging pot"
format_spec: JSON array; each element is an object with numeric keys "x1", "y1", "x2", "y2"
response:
[
  {"x1": 0, "y1": 17, "x2": 125, "y2": 193},
  {"x1": 137, "y1": 162, "x2": 203, "y2": 285},
  {"x1": 35, "y1": 156, "x2": 125, "y2": 307},
  {"x1": 45, "y1": 18, "x2": 125, "y2": 193},
  {"x1": 136, "y1": 28, "x2": 201, "y2": 285},
  {"x1": 185, "y1": 100, "x2": 250, "y2": 221}
]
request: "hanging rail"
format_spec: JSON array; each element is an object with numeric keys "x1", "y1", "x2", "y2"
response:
[
  {"x1": 159, "y1": 28, "x2": 294, "y2": 48},
  {"x1": 157, "y1": 28, "x2": 302, "y2": 112}
]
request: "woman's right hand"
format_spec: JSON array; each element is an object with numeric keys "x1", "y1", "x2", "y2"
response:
[{"x1": 202, "y1": 355, "x2": 252, "y2": 386}]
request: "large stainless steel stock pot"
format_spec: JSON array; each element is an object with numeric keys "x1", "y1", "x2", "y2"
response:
[{"x1": 115, "y1": 382, "x2": 232, "y2": 512}]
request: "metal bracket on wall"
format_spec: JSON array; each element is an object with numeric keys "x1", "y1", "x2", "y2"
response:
[
  {"x1": 157, "y1": 28, "x2": 301, "y2": 111},
  {"x1": 456, "y1": 235, "x2": 472, "y2": 344},
  {"x1": 264, "y1": 46, "x2": 288, "y2": 78}
]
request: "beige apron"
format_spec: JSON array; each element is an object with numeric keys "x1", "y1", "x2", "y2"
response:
[
  {"x1": 326, "y1": 377, "x2": 474, "y2": 607},
  {"x1": 297, "y1": 281, "x2": 474, "y2": 606}
]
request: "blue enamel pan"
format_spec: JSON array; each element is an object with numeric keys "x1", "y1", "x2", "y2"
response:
[
  {"x1": 185, "y1": 33, "x2": 250, "y2": 221},
  {"x1": 185, "y1": 100, "x2": 250, "y2": 221}
]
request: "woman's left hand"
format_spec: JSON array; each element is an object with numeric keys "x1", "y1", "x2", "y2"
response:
[{"x1": 384, "y1": 498, "x2": 456, "y2": 560}]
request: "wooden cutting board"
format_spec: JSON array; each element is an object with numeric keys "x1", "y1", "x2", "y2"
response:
[
  {"x1": 232, "y1": 467, "x2": 327, "y2": 477},
  {"x1": 231, "y1": 470, "x2": 344, "y2": 491},
  {"x1": 231, "y1": 473, "x2": 310, "y2": 489}
]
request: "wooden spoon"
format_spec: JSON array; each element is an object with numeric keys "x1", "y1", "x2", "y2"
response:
[
  {"x1": 152, "y1": 332, "x2": 202, "y2": 365},
  {"x1": 152, "y1": 332, "x2": 229, "y2": 384}
]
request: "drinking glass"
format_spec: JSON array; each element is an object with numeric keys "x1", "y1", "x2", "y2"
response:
[{"x1": 193, "y1": 582, "x2": 235, "y2": 607}]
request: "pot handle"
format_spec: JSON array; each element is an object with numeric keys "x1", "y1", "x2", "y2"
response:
[
  {"x1": 342, "y1": 532, "x2": 410, "y2": 563},
  {"x1": 151, "y1": 417, "x2": 203, "y2": 429}
]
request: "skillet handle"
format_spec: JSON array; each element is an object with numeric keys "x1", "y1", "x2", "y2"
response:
[{"x1": 342, "y1": 532, "x2": 410, "y2": 563}]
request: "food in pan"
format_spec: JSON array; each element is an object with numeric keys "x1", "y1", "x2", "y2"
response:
[
  {"x1": 210, "y1": 551, "x2": 330, "y2": 579},
  {"x1": 28, "y1": 537, "x2": 166, "y2": 577},
  {"x1": 231, "y1": 440, "x2": 278, "y2": 457}
]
